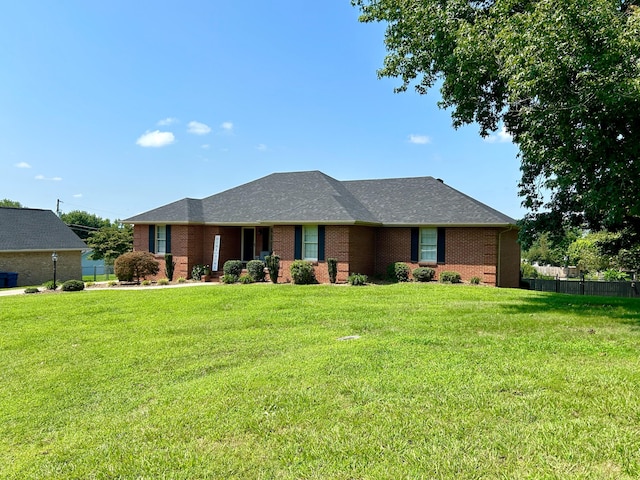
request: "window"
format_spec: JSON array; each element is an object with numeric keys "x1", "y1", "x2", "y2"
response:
[
  {"x1": 303, "y1": 225, "x2": 318, "y2": 261},
  {"x1": 156, "y1": 225, "x2": 167, "y2": 254},
  {"x1": 420, "y1": 227, "x2": 437, "y2": 262}
]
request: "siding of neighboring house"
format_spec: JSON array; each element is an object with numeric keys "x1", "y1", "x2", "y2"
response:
[
  {"x1": 498, "y1": 228, "x2": 521, "y2": 288},
  {"x1": 0, "y1": 251, "x2": 81, "y2": 287}
]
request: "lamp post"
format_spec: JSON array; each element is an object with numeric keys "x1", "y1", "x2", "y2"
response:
[{"x1": 51, "y1": 252, "x2": 58, "y2": 290}]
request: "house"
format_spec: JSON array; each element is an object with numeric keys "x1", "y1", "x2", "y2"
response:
[
  {"x1": 0, "y1": 207, "x2": 87, "y2": 286},
  {"x1": 124, "y1": 171, "x2": 521, "y2": 287}
]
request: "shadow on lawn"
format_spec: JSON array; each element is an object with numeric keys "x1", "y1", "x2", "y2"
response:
[{"x1": 501, "y1": 290, "x2": 640, "y2": 327}]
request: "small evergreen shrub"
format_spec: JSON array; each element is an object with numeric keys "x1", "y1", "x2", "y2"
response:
[
  {"x1": 239, "y1": 273, "x2": 254, "y2": 284},
  {"x1": 440, "y1": 271, "x2": 462, "y2": 283},
  {"x1": 247, "y1": 260, "x2": 266, "y2": 282},
  {"x1": 61, "y1": 280, "x2": 85, "y2": 291},
  {"x1": 290, "y1": 260, "x2": 317, "y2": 285},
  {"x1": 191, "y1": 264, "x2": 206, "y2": 281},
  {"x1": 24, "y1": 287, "x2": 39, "y2": 294},
  {"x1": 394, "y1": 262, "x2": 411, "y2": 282},
  {"x1": 43, "y1": 280, "x2": 57, "y2": 290},
  {"x1": 413, "y1": 267, "x2": 435, "y2": 282},
  {"x1": 221, "y1": 274, "x2": 238, "y2": 284},
  {"x1": 470, "y1": 276, "x2": 481, "y2": 285},
  {"x1": 158, "y1": 278, "x2": 170, "y2": 285},
  {"x1": 164, "y1": 253, "x2": 176, "y2": 281},
  {"x1": 115, "y1": 251, "x2": 159, "y2": 283},
  {"x1": 327, "y1": 258, "x2": 338, "y2": 283},
  {"x1": 223, "y1": 260, "x2": 243, "y2": 277},
  {"x1": 347, "y1": 273, "x2": 368, "y2": 286},
  {"x1": 265, "y1": 255, "x2": 280, "y2": 283}
]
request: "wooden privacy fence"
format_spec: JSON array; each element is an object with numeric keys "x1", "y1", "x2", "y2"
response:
[{"x1": 523, "y1": 278, "x2": 640, "y2": 298}]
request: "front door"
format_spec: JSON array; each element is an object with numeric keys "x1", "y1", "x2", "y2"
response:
[{"x1": 242, "y1": 227, "x2": 255, "y2": 262}]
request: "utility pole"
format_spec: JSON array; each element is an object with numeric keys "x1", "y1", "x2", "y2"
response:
[{"x1": 56, "y1": 199, "x2": 62, "y2": 217}]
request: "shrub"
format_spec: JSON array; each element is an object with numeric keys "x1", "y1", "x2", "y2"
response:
[
  {"x1": 394, "y1": 262, "x2": 411, "y2": 282},
  {"x1": 290, "y1": 260, "x2": 317, "y2": 285},
  {"x1": 520, "y1": 263, "x2": 538, "y2": 279},
  {"x1": 439, "y1": 271, "x2": 462, "y2": 283},
  {"x1": 24, "y1": 287, "x2": 39, "y2": 294},
  {"x1": 327, "y1": 258, "x2": 338, "y2": 284},
  {"x1": 413, "y1": 267, "x2": 435, "y2": 282},
  {"x1": 141, "y1": 280, "x2": 151, "y2": 286},
  {"x1": 347, "y1": 273, "x2": 368, "y2": 286},
  {"x1": 164, "y1": 253, "x2": 176, "y2": 281},
  {"x1": 239, "y1": 273, "x2": 254, "y2": 284},
  {"x1": 221, "y1": 274, "x2": 238, "y2": 284},
  {"x1": 265, "y1": 255, "x2": 280, "y2": 284},
  {"x1": 61, "y1": 280, "x2": 85, "y2": 291},
  {"x1": 85, "y1": 282, "x2": 95, "y2": 287},
  {"x1": 108, "y1": 280, "x2": 117, "y2": 287},
  {"x1": 114, "y1": 251, "x2": 159, "y2": 283},
  {"x1": 158, "y1": 278, "x2": 170, "y2": 285},
  {"x1": 603, "y1": 269, "x2": 630, "y2": 281},
  {"x1": 470, "y1": 276, "x2": 481, "y2": 285},
  {"x1": 223, "y1": 260, "x2": 243, "y2": 278},
  {"x1": 43, "y1": 280, "x2": 59, "y2": 290},
  {"x1": 191, "y1": 264, "x2": 206, "y2": 281},
  {"x1": 247, "y1": 260, "x2": 266, "y2": 282},
  {"x1": 177, "y1": 277, "x2": 186, "y2": 283}
]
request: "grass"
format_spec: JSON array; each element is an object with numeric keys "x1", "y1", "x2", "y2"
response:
[
  {"x1": 1, "y1": 283, "x2": 639, "y2": 479},
  {"x1": 82, "y1": 273, "x2": 115, "y2": 282}
]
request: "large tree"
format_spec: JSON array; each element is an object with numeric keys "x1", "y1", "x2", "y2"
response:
[
  {"x1": 60, "y1": 210, "x2": 111, "y2": 240},
  {"x1": 86, "y1": 224, "x2": 133, "y2": 265},
  {"x1": 354, "y1": 0, "x2": 640, "y2": 243},
  {"x1": 0, "y1": 199, "x2": 23, "y2": 208}
]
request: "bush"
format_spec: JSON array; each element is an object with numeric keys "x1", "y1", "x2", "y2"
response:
[
  {"x1": 108, "y1": 280, "x2": 117, "y2": 287},
  {"x1": 247, "y1": 260, "x2": 266, "y2": 282},
  {"x1": 115, "y1": 251, "x2": 159, "y2": 283},
  {"x1": 603, "y1": 269, "x2": 630, "y2": 281},
  {"x1": 223, "y1": 260, "x2": 243, "y2": 278},
  {"x1": 24, "y1": 287, "x2": 39, "y2": 294},
  {"x1": 439, "y1": 271, "x2": 462, "y2": 283},
  {"x1": 164, "y1": 253, "x2": 175, "y2": 281},
  {"x1": 470, "y1": 276, "x2": 481, "y2": 285},
  {"x1": 390, "y1": 262, "x2": 410, "y2": 282},
  {"x1": 191, "y1": 264, "x2": 206, "y2": 281},
  {"x1": 521, "y1": 263, "x2": 538, "y2": 279},
  {"x1": 413, "y1": 267, "x2": 435, "y2": 282},
  {"x1": 221, "y1": 274, "x2": 237, "y2": 284},
  {"x1": 327, "y1": 258, "x2": 338, "y2": 283},
  {"x1": 61, "y1": 280, "x2": 85, "y2": 291},
  {"x1": 239, "y1": 273, "x2": 254, "y2": 284},
  {"x1": 290, "y1": 260, "x2": 317, "y2": 284},
  {"x1": 177, "y1": 277, "x2": 186, "y2": 283},
  {"x1": 43, "y1": 280, "x2": 57, "y2": 290},
  {"x1": 141, "y1": 280, "x2": 151, "y2": 286},
  {"x1": 157, "y1": 278, "x2": 170, "y2": 285},
  {"x1": 265, "y1": 255, "x2": 280, "y2": 283},
  {"x1": 347, "y1": 273, "x2": 368, "y2": 286}
]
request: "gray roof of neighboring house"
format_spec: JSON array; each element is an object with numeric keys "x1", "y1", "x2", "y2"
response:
[
  {"x1": 0, "y1": 207, "x2": 88, "y2": 251},
  {"x1": 125, "y1": 170, "x2": 517, "y2": 226}
]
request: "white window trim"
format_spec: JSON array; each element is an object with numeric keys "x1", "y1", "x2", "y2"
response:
[
  {"x1": 302, "y1": 225, "x2": 318, "y2": 261},
  {"x1": 419, "y1": 227, "x2": 437, "y2": 263},
  {"x1": 156, "y1": 225, "x2": 167, "y2": 255}
]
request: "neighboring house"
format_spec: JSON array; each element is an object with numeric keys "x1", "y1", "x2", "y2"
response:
[
  {"x1": 0, "y1": 207, "x2": 87, "y2": 286},
  {"x1": 124, "y1": 171, "x2": 521, "y2": 287}
]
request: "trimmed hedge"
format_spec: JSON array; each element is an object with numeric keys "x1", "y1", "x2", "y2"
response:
[
  {"x1": 413, "y1": 267, "x2": 435, "y2": 282},
  {"x1": 439, "y1": 271, "x2": 462, "y2": 283},
  {"x1": 247, "y1": 260, "x2": 266, "y2": 282},
  {"x1": 290, "y1": 260, "x2": 316, "y2": 285},
  {"x1": 61, "y1": 280, "x2": 85, "y2": 291}
]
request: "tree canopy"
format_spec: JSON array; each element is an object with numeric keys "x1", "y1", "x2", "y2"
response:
[
  {"x1": 0, "y1": 199, "x2": 23, "y2": 208},
  {"x1": 60, "y1": 210, "x2": 111, "y2": 240},
  {"x1": 354, "y1": 0, "x2": 640, "y2": 242},
  {"x1": 86, "y1": 224, "x2": 133, "y2": 264}
]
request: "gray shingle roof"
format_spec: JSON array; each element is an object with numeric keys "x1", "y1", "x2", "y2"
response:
[
  {"x1": 125, "y1": 171, "x2": 517, "y2": 226},
  {"x1": 0, "y1": 207, "x2": 88, "y2": 251}
]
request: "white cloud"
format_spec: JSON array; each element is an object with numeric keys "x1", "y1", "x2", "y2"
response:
[
  {"x1": 73, "y1": 193, "x2": 83, "y2": 198},
  {"x1": 409, "y1": 134, "x2": 431, "y2": 145},
  {"x1": 201, "y1": 144, "x2": 210, "y2": 149},
  {"x1": 35, "y1": 174, "x2": 62, "y2": 181},
  {"x1": 256, "y1": 144, "x2": 267, "y2": 151},
  {"x1": 136, "y1": 130, "x2": 175, "y2": 147},
  {"x1": 15, "y1": 162, "x2": 31, "y2": 168},
  {"x1": 485, "y1": 126, "x2": 512, "y2": 144},
  {"x1": 187, "y1": 121, "x2": 211, "y2": 135},
  {"x1": 221, "y1": 121, "x2": 233, "y2": 132},
  {"x1": 157, "y1": 117, "x2": 178, "y2": 126}
]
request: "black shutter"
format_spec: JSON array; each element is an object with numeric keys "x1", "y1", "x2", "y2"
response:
[
  {"x1": 148, "y1": 225, "x2": 155, "y2": 253},
  {"x1": 294, "y1": 225, "x2": 302, "y2": 260},
  {"x1": 166, "y1": 225, "x2": 172, "y2": 253},
  {"x1": 437, "y1": 227, "x2": 446, "y2": 263},
  {"x1": 410, "y1": 228, "x2": 419, "y2": 262},
  {"x1": 318, "y1": 226, "x2": 325, "y2": 261}
]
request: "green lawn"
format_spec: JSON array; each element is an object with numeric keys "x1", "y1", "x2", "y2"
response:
[{"x1": 1, "y1": 284, "x2": 639, "y2": 479}]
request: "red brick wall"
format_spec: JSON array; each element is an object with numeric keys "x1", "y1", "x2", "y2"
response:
[{"x1": 348, "y1": 226, "x2": 375, "y2": 279}]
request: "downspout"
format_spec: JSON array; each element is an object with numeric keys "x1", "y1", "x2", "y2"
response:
[{"x1": 497, "y1": 225, "x2": 515, "y2": 287}]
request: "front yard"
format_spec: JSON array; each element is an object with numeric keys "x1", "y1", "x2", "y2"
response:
[{"x1": 1, "y1": 283, "x2": 639, "y2": 478}]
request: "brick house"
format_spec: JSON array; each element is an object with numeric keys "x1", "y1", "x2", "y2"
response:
[
  {"x1": 0, "y1": 207, "x2": 87, "y2": 286},
  {"x1": 124, "y1": 171, "x2": 521, "y2": 287}
]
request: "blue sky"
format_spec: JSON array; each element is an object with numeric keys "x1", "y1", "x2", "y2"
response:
[{"x1": 1, "y1": 0, "x2": 523, "y2": 222}]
